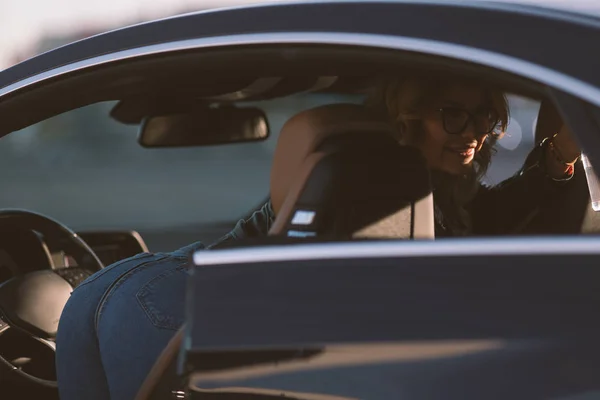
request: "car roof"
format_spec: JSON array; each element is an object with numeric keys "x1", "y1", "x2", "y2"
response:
[
  {"x1": 1, "y1": 0, "x2": 600, "y2": 145},
  {"x1": 0, "y1": 0, "x2": 599, "y2": 93}
]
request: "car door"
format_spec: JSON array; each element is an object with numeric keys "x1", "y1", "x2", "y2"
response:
[{"x1": 185, "y1": 239, "x2": 600, "y2": 400}]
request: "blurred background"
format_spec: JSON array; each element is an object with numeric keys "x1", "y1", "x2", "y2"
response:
[{"x1": 0, "y1": 0, "x2": 596, "y2": 251}]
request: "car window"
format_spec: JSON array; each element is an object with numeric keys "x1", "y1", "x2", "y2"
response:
[
  {"x1": 0, "y1": 94, "x2": 362, "y2": 238},
  {"x1": 0, "y1": 90, "x2": 565, "y2": 249}
]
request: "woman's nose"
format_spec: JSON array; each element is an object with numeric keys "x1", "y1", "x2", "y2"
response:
[{"x1": 460, "y1": 120, "x2": 477, "y2": 140}]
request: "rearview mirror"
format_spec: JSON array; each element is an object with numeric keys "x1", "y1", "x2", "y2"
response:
[{"x1": 138, "y1": 105, "x2": 269, "y2": 148}]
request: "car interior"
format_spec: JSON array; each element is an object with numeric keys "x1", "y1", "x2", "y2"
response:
[{"x1": 0, "y1": 43, "x2": 599, "y2": 398}]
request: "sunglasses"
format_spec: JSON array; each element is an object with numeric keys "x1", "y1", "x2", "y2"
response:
[{"x1": 437, "y1": 107, "x2": 500, "y2": 136}]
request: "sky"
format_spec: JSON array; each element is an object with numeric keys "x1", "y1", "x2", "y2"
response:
[
  {"x1": 0, "y1": 0, "x2": 274, "y2": 69},
  {"x1": 1, "y1": 0, "x2": 599, "y2": 70}
]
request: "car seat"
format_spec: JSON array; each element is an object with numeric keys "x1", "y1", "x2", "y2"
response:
[{"x1": 268, "y1": 103, "x2": 434, "y2": 239}]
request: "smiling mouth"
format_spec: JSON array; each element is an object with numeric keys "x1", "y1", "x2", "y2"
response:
[{"x1": 446, "y1": 147, "x2": 475, "y2": 158}]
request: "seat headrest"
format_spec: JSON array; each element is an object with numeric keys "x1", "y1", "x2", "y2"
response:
[
  {"x1": 270, "y1": 104, "x2": 397, "y2": 215},
  {"x1": 268, "y1": 103, "x2": 434, "y2": 239}
]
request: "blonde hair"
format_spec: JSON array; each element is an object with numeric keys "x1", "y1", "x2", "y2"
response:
[{"x1": 366, "y1": 76, "x2": 509, "y2": 178}]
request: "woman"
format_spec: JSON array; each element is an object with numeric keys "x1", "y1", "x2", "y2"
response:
[{"x1": 367, "y1": 76, "x2": 581, "y2": 236}]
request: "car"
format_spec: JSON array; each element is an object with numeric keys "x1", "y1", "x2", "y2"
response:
[{"x1": 0, "y1": 0, "x2": 600, "y2": 399}]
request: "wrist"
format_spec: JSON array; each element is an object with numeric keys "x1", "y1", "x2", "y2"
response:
[
  {"x1": 552, "y1": 132, "x2": 581, "y2": 163},
  {"x1": 542, "y1": 136, "x2": 577, "y2": 180}
]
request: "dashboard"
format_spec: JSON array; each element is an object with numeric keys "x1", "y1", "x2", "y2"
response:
[{"x1": 0, "y1": 230, "x2": 148, "y2": 286}]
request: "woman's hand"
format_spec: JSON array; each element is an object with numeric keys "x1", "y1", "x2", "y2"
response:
[{"x1": 546, "y1": 124, "x2": 581, "y2": 179}]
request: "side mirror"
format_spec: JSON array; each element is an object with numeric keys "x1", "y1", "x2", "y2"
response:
[{"x1": 138, "y1": 105, "x2": 269, "y2": 148}]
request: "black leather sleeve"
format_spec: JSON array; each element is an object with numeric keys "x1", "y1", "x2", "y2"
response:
[
  {"x1": 208, "y1": 201, "x2": 275, "y2": 248},
  {"x1": 470, "y1": 140, "x2": 573, "y2": 235}
]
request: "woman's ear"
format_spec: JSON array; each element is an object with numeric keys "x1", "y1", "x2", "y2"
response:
[
  {"x1": 399, "y1": 119, "x2": 422, "y2": 146},
  {"x1": 395, "y1": 124, "x2": 407, "y2": 145},
  {"x1": 388, "y1": 118, "x2": 407, "y2": 145}
]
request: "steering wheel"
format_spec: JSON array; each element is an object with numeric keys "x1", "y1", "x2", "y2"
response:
[{"x1": 0, "y1": 209, "x2": 104, "y2": 388}]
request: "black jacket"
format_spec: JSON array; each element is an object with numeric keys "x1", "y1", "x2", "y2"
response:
[{"x1": 469, "y1": 140, "x2": 571, "y2": 236}]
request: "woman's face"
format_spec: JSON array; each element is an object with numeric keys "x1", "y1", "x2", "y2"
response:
[{"x1": 414, "y1": 83, "x2": 492, "y2": 175}]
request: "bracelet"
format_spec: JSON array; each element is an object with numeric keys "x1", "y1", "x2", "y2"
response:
[
  {"x1": 548, "y1": 133, "x2": 580, "y2": 166},
  {"x1": 538, "y1": 136, "x2": 575, "y2": 181}
]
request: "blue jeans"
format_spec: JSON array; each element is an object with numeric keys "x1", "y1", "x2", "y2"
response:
[{"x1": 56, "y1": 242, "x2": 205, "y2": 400}]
